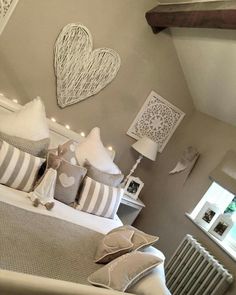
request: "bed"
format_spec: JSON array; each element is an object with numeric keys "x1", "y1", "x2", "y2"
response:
[{"x1": 0, "y1": 94, "x2": 170, "y2": 295}]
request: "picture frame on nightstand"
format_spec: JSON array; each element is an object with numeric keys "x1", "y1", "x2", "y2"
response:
[{"x1": 124, "y1": 176, "x2": 144, "y2": 200}]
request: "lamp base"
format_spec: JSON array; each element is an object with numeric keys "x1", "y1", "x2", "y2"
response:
[{"x1": 122, "y1": 155, "x2": 143, "y2": 187}]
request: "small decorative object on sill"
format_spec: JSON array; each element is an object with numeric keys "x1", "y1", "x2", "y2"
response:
[
  {"x1": 194, "y1": 201, "x2": 222, "y2": 230},
  {"x1": 54, "y1": 23, "x2": 121, "y2": 108},
  {"x1": 127, "y1": 91, "x2": 185, "y2": 152},
  {"x1": 124, "y1": 176, "x2": 144, "y2": 200},
  {"x1": 122, "y1": 136, "x2": 158, "y2": 186},
  {"x1": 224, "y1": 196, "x2": 236, "y2": 215},
  {"x1": 209, "y1": 213, "x2": 234, "y2": 241}
]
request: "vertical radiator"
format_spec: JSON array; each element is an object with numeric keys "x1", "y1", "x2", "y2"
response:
[{"x1": 165, "y1": 235, "x2": 233, "y2": 295}]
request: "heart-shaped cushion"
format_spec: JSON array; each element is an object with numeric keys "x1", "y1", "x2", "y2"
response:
[
  {"x1": 59, "y1": 173, "x2": 75, "y2": 188},
  {"x1": 54, "y1": 23, "x2": 121, "y2": 108}
]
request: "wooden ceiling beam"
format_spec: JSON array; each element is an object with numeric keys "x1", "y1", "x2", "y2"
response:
[{"x1": 146, "y1": 1, "x2": 236, "y2": 34}]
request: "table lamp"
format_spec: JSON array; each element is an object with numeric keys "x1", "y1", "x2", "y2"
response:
[{"x1": 123, "y1": 136, "x2": 159, "y2": 184}]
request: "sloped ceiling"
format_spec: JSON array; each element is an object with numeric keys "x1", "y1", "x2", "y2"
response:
[{"x1": 171, "y1": 27, "x2": 236, "y2": 127}]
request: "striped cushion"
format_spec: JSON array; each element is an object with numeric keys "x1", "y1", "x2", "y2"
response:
[
  {"x1": 0, "y1": 140, "x2": 45, "y2": 192},
  {"x1": 0, "y1": 131, "x2": 50, "y2": 157},
  {"x1": 77, "y1": 177, "x2": 123, "y2": 219}
]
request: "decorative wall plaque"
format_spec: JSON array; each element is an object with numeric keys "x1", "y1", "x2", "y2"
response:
[
  {"x1": 0, "y1": 0, "x2": 18, "y2": 35},
  {"x1": 54, "y1": 23, "x2": 121, "y2": 108},
  {"x1": 127, "y1": 91, "x2": 185, "y2": 152}
]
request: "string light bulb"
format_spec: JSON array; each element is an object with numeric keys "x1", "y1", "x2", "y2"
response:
[
  {"x1": 80, "y1": 132, "x2": 85, "y2": 137},
  {"x1": 65, "y1": 124, "x2": 70, "y2": 130},
  {"x1": 12, "y1": 99, "x2": 18, "y2": 103},
  {"x1": 51, "y1": 117, "x2": 56, "y2": 122},
  {"x1": 108, "y1": 146, "x2": 113, "y2": 151}
]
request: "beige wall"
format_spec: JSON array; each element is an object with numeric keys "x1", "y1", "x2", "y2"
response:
[
  {"x1": 159, "y1": 0, "x2": 236, "y2": 128},
  {"x1": 1, "y1": 0, "x2": 235, "y2": 294},
  {"x1": 135, "y1": 110, "x2": 236, "y2": 294},
  {"x1": 171, "y1": 27, "x2": 236, "y2": 128}
]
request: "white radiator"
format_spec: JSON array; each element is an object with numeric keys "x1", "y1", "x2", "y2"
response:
[{"x1": 165, "y1": 235, "x2": 233, "y2": 295}]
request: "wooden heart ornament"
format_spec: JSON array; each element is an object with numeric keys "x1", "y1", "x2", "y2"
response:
[{"x1": 54, "y1": 23, "x2": 121, "y2": 108}]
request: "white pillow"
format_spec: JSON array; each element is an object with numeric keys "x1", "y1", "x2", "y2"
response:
[
  {"x1": 0, "y1": 97, "x2": 49, "y2": 141},
  {"x1": 75, "y1": 127, "x2": 121, "y2": 174}
]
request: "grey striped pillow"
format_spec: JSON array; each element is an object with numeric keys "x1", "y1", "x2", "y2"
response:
[
  {"x1": 0, "y1": 140, "x2": 45, "y2": 192},
  {"x1": 77, "y1": 177, "x2": 123, "y2": 219},
  {"x1": 0, "y1": 131, "x2": 50, "y2": 157}
]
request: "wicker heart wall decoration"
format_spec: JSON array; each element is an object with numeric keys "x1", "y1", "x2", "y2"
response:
[{"x1": 54, "y1": 23, "x2": 121, "y2": 108}]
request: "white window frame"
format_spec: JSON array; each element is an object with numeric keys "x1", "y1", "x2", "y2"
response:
[{"x1": 186, "y1": 182, "x2": 236, "y2": 261}]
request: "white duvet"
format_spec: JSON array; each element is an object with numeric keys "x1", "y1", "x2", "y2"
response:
[
  {"x1": 0, "y1": 184, "x2": 122, "y2": 234},
  {"x1": 0, "y1": 184, "x2": 170, "y2": 295}
]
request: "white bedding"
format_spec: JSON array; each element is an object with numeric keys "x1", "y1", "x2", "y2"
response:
[{"x1": 0, "y1": 184, "x2": 122, "y2": 234}]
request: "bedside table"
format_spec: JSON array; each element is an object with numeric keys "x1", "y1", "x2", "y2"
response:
[{"x1": 117, "y1": 194, "x2": 145, "y2": 225}]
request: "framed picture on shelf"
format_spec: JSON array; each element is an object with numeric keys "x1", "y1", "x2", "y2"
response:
[
  {"x1": 124, "y1": 176, "x2": 144, "y2": 200},
  {"x1": 194, "y1": 202, "x2": 221, "y2": 230},
  {"x1": 209, "y1": 214, "x2": 234, "y2": 241}
]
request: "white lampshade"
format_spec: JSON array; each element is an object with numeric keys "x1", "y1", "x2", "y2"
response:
[{"x1": 132, "y1": 136, "x2": 159, "y2": 161}]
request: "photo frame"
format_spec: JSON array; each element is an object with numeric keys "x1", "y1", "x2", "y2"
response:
[
  {"x1": 124, "y1": 176, "x2": 144, "y2": 200},
  {"x1": 209, "y1": 214, "x2": 234, "y2": 241},
  {"x1": 194, "y1": 202, "x2": 221, "y2": 230}
]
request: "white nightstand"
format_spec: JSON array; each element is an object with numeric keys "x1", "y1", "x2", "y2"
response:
[{"x1": 117, "y1": 194, "x2": 145, "y2": 225}]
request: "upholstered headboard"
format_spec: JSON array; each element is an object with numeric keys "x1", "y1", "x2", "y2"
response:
[{"x1": 0, "y1": 94, "x2": 115, "y2": 158}]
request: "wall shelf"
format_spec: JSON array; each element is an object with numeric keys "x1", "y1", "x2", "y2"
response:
[{"x1": 146, "y1": 1, "x2": 236, "y2": 34}]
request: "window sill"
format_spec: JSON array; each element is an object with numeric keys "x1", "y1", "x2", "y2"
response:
[{"x1": 186, "y1": 212, "x2": 236, "y2": 261}]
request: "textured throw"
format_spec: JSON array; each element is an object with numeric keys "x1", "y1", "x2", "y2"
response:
[
  {"x1": 0, "y1": 140, "x2": 45, "y2": 192},
  {"x1": 77, "y1": 176, "x2": 123, "y2": 219},
  {"x1": 0, "y1": 201, "x2": 103, "y2": 285}
]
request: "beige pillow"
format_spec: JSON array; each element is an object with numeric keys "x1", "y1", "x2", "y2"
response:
[
  {"x1": 127, "y1": 267, "x2": 170, "y2": 295},
  {"x1": 84, "y1": 160, "x2": 124, "y2": 187},
  {"x1": 0, "y1": 131, "x2": 50, "y2": 157},
  {"x1": 58, "y1": 140, "x2": 79, "y2": 166},
  {"x1": 94, "y1": 230, "x2": 134, "y2": 264},
  {"x1": 110, "y1": 225, "x2": 159, "y2": 251},
  {"x1": 88, "y1": 252, "x2": 163, "y2": 292},
  {"x1": 127, "y1": 247, "x2": 170, "y2": 295},
  {"x1": 47, "y1": 153, "x2": 87, "y2": 205}
]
